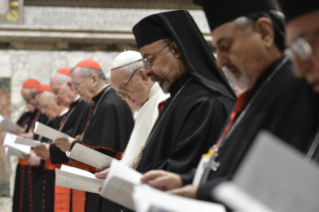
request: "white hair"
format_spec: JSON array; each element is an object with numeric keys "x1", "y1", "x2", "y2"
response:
[
  {"x1": 70, "y1": 67, "x2": 106, "y2": 83},
  {"x1": 233, "y1": 17, "x2": 255, "y2": 34},
  {"x1": 51, "y1": 72, "x2": 71, "y2": 85}
]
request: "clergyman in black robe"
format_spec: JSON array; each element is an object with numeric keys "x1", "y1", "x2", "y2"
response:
[
  {"x1": 131, "y1": 10, "x2": 236, "y2": 175},
  {"x1": 185, "y1": 0, "x2": 319, "y2": 204},
  {"x1": 67, "y1": 59, "x2": 134, "y2": 212}
]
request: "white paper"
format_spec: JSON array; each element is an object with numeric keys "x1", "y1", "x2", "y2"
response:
[
  {"x1": 14, "y1": 136, "x2": 43, "y2": 147},
  {"x1": 0, "y1": 114, "x2": 21, "y2": 132},
  {"x1": 34, "y1": 122, "x2": 70, "y2": 141},
  {"x1": 3, "y1": 132, "x2": 31, "y2": 157},
  {"x1": 192, "y1": 156, "x2": 209, "y2": 186},
  {"x1": 100, "y1": 159, "x2": 143, "y2": 210},
  {"x1": 55, "y1": 165, "x2": 104, "y2": 194},
  {"x1": 68, "y1": 143, "x2": 114, "y2": 169},
  {"x1": 213, "y1": 131, "x2": 319, "y2": 212},
  {"x1": 133, "y1": 186, "x2": 226, "y2": 212}
]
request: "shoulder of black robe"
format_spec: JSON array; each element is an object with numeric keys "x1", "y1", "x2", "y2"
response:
[
  {"x1": 80, "y1": 88, "x2": 134, "y2": 158},
  {"x1": 50, "y1": 99, "x2": 91, "y2": 164},
  {"x1": 136, "y1": 72, "x2": 234, "y2": 174},
  {"x1": 197, "y1": 57, "x2": 319, "y2": 202},
  {"x1": 16, "y1": 111, "x2": 32, "y2": 128}
]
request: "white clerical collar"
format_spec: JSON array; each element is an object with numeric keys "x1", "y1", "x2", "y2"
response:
[
  {"x1": 74, "y1": 95, "x2": 81, "y2": 102},
  {"x1": 59, "y1": 108, "x2": 69, "y2": 116},
  {"x1": 147, "y1": 82, "x2": 161, "y2": 100}
]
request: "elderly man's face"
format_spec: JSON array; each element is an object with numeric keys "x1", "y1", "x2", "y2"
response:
[
  {"x1": 50, "y1": 74, "x2": 77, "y2": 107},
  {"x1": 139, "y1": 40, "x2": 181, "y2": 93},
  {"x1": 111, "y1": 68, "x2": 150, "y2": 108},
  {"x1": 38, "y1": 92, "x2": 60, "y2": 121},
  {"x1": 286, "y1": 10, "x2": 319, "y2": 92},
  {"x1": 71, "y1": 67, "x2": 94, "y2": 102},
  {"x1": 212, "y1": 21, "x2": 271, "y2": 89},
  {"x1": 21, "y1": 89, "x2": 37, "y2": 112}
]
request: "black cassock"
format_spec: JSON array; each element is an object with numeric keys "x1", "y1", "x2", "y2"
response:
[
  {"x1": 136, "y1": 72, "x2": 234, "y2": 174},
  {"x1": 13, "y1": 110, "x2": 48, "y2": 212},
  {"x1": 72, "y1": 86, "x2": 134, "y2": 212},
  {"x1": 182, "y1": 57, "x2": 319, "y2": 202},
  {"x1": 35, "y1": 99, "x2": 91, "y2": 212}
]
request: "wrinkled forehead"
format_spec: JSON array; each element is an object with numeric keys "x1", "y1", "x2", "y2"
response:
[
  {"x1": 111, "y1": 68, "x2": 132, "y2": 88},
  {"x1": 286, "y1": 10, "x2": 319, "y2": 44}
]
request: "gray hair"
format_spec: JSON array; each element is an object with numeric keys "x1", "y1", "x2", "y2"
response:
[
  {"x1": 29, "y1": 88, "x2": 37, "y2": 96},
  {"x1": 70, "y1": 66, "x2": 106, "y2": 83},
  {"x1": 120, "y1": 60, "x2": 145, "y2": 74},
  {"x1": 233, "y1": 17, "x2": 255, "y2": 34},
  {"x1": 51, "y1": 72, "x2": 71, "y2": 85}
]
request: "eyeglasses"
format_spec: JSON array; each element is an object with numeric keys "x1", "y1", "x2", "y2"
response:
[
  {"x1": 72, "y1": 77, "x2": 89, "y2": 89},
  {"x1": 285, "y1": 28, "x2": 319, "y2": 61},
  {"x1": 142, "y1": 45, "x2": 170, "y2": 71},
  {"x1": 116, "y1": 69, "x2": 139, "y2": 96}
]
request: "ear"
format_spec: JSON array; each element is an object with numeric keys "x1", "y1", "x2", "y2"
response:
[
  {"x1": 254, "y1": 17, "x2": 275, "y2": 49},
  {"x1": 92, "y1": 74, "x2": 99, "y2": 84},
  {"x1": 170, "y1": 42, "x2": 182, "y2": 59},
  {"x1": 138, "y1": 69, "x2": 148, "y2": 83}
]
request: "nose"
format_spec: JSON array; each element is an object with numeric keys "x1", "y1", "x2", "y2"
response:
[{"x1": 216, "y1": 51, "x2": 230, "y2": 68}]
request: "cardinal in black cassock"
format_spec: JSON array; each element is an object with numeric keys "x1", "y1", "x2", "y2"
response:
[
  {"x1": 131, "y1": 10, "x2": 235, "y2": 176},
  {"x1": 183, "y1": 0, "x2": 319, "y2": 205},
  {"x1": 13, "y1": 79, "x2": 49, "y2": 212},
  {"x1": 69, "y1": 59, "x2": 134, "y2": 212}
]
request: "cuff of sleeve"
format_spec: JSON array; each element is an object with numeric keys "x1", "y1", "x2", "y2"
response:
[{"x1": 177, "y1": 174, "x2": 184, "y2": 187}]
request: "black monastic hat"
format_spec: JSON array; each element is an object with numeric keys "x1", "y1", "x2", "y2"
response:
[
  {"x1": 132, "y1": 10, "x2": 236, "y2": 101},
  {"x1": 278, "y1": 0, "x2": 319, "y2": 23}
]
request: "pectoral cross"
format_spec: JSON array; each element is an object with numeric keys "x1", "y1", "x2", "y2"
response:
[{"x1": 200, "y1": 150, "x2": 220, "y2": 184}]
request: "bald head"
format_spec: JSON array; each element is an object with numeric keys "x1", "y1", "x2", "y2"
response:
[
  {"x1": 50, "y1": 72, "x2": 78, "y2": 107},
  {"x1": 38, "y1": 91, "x2": 68, "y2": 121}
]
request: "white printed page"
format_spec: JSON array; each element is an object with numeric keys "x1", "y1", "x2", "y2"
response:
[
  {"x1": 55, "y1": 165, "x2": 104, "y2": 194},
  {"x1": 0, "y1": 114, "x2": 20, "y2": 132},
  {"x1": 34, "y1": 122, "x2": 70, "y2": 141},
  {"x1": 3, "y1": 132, "x2": 31, "y2": 156},
  {"x1": 214, "y1": 131, "x2": 319, "y2": 212},
  {"x1": 100, "y1": 160, "x2": 143, "y2": 210},
  {"x1": 15, "y1": 136, "x2": 43, "y2": 147},
  {"x1": 68, "y1": 143, "x2": 114, "y2": 169}
]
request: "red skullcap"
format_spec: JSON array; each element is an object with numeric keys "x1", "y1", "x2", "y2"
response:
[
  {"x1": 75, "y1": 59, "x2": 102, "y2": 71},
  {"x1": 22, "y1": 79, "x2": 41, "y2": 89},
  {"x1": 35, "y1": 85, "x2": 52, "y2": 95},
  {"x1": 57, "y1": 67, "x2": 71, "y2": 77}
]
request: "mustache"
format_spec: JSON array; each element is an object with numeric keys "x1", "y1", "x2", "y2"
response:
[
  {"x1": 222, "y1": 63, "x2": 237, "y2": 71},
  {"x1": 149, "y1": 73, "x2": 161, "y2": 82}
]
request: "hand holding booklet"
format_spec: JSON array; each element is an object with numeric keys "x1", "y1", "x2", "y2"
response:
[
  {"x1": 34, "y1": 121, "x2": 70, "y2": 141},
  {"x1": 100, "y1": 160, "x2": 226, "y2": 212},
  {"x1": 3, "y1": 132, "x2": 31, "y2": 157},
  {"x1": 0, "y1": 114, "x2": 21, "y2": 132},
  {"x1": 213, "y1": 131, "x2": 319, "y2": 212},
  {"x1": 55, "y1": 165, "x2": 104, "y2": 194},
  {"x1": 67, "y1": 143, "x2": 113, "y2": 169}
]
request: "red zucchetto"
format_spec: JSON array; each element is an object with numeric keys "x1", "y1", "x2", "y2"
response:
[
  {"x1": 35, "y1": 85, "x2": 52, "y2": 95},
  {"x1": 56, "y1": 67, "x2": 71, "y2": 77},
  {"x1": 22, "y1": 79, "x2": 41, "y2": 89},
  {"x1": 75, "y1": 59, "x2": 102, "y2": 71}
]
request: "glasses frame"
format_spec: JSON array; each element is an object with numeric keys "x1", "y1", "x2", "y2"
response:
[
  {"x1": 142, "y1": 45, "x2": 170, "y2": 71},
  {"x1": 116, "y1": 69, "x2": 139, "y2": 96},
  {"x1": 72, "y1": 77, "x2": 89, "y2": 89},
  {"x1": 287, "y1": 28, "x2": 319, "y2": 61}
]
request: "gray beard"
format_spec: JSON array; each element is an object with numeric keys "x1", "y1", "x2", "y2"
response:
[{"x1": 150, "y1": 74, "x2": 171, "y2": 93}]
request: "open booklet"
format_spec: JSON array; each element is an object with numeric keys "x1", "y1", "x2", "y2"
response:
[
  {"x1": 213, "y1": 131, "x2": 319, "y2": 212},
  {"x1": 0, "y1": 114, "x2": 21, "y2": 132},
  {"x1": 15, "y1": 136, "x2": 43, "y2": 147},
  {"x1": 67, "y1": 143, "x2": 114, "y2": 170},
  {"x1": 55, "y1": 165, "x2": 104, "y2": 194},
  {"x1": 34, "y1": 121, "x2": 70, "y2": 141},
  {"x1": 100, "y1": 160, "x2": 226, "y2": 212},
  {"x1": 3, "y1": 132, "x2": 31, "y2": 157}
]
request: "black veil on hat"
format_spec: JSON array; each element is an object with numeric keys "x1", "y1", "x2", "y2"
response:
[
  {"x1": 132, "y1": 10, "x2": 236, "y2": 101},
  {"x1": 194, "y1": 0, "x2": 286, "y2": 51},
  {"x1": 278, "y1": 0, "x2": 319, "y2": 23}
]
